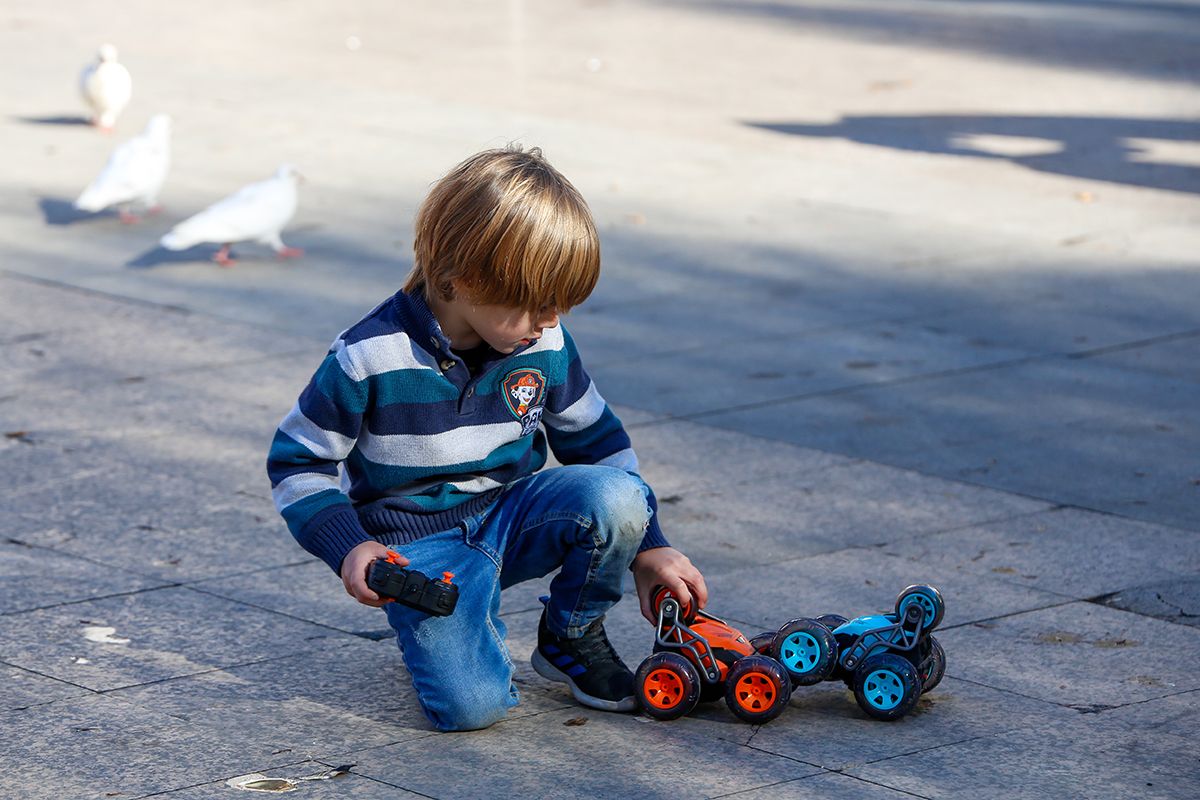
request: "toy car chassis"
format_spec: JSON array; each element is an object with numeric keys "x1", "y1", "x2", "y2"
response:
[
  {"x1": 752, "y1": 584, "x2": 947, "y2": 721},
  {"x1": 634, "y1": 587, "x2": 792, "y2": 723}
]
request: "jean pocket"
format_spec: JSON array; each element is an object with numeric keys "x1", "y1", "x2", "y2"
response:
[{"x1": 461, "y1": 510, "x2": 502, "y2": 569}]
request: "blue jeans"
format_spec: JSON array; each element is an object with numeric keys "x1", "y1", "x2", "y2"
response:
[{"x1": 382, "y1": 465, "x2": 651, "y2": 731}]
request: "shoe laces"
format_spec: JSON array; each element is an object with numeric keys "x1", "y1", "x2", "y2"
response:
[{"x1": 572, "y1": 619, "x2": 623, "y2": 667}]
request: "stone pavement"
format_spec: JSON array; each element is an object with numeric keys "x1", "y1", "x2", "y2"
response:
[{"x1": 2, "y1": 1, "x2": 1199, "y2": 798}]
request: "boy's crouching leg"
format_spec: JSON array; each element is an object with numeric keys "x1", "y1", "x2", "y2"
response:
[
  {"x1": 384, "y1": 556, "x2": 519, "y2": 732},
  {"x1": 546, "y1": 465, "x2": 651, "y2": 637}
]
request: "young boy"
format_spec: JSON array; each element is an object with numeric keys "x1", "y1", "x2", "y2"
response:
[{"x1": 266, "y1": 146, "x2": 707, "y2": 731}]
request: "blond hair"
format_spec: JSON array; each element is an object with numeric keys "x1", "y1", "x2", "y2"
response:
[{"x1": 405, "y1": 146, "x2": 600, "y2": 313}]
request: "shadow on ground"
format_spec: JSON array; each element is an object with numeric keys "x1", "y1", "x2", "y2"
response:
[
  {"x1": 15, "y1": 114, "x2": 92, "y2": 126},
  {"x1": 747, "y1": 114, "x2": 1200, "y2": 194},
  {"x1": 38, "y1": 197, "x2": 115, "y2": 227},
  {"x1": 671, "y1": 0, "x2": 1200, "y2": 80}
]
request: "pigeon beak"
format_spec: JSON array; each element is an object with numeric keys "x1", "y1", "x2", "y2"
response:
[{"x1": 296, "y1": 172, "x2": 308, "y2": 184}]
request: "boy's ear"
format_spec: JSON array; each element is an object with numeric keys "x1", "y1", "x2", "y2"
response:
[{"x1": 449, "y1": 278, "x2": 475, "y2": 302}]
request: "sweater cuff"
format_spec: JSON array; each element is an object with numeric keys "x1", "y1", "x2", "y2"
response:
[
  {"x1": 295, "y1": 504, "x2": 373, "y2": 573},
  {"x1": 637, "y1": 514, "x2": 671, "y2": 553},
  {"x1": 636, "y1": 487, "x2": 671, "y2": 553}
]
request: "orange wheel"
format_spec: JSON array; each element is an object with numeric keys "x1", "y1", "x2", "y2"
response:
[
  {"x1": 644, "y1": 668, "x2": 685, "y2": 710},
  {"x1": 733, "y1": 672, "x2": 777, "y2": 712},
  {"x1": 635, "y1": 653, "x2": 702, "y2": 720},
  {"x1": 651, "y1": 586, "x2": 696, "y2": 623},
  {"x1": 724, "y1": 655, "x2": 792, "y2": 724}
]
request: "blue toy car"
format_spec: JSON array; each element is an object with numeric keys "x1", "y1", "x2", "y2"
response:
[{"x1": 749, "y1": 584, "x2": 946, "y2": 721}]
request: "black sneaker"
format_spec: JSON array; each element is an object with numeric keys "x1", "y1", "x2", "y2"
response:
[{"x1": 531, "y1": 609, "x2": 636, "y2": 712}]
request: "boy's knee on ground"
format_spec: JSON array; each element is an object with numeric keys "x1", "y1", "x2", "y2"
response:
[{"x1": 423, "y1": 677, "x2": 515, "y2": 732}]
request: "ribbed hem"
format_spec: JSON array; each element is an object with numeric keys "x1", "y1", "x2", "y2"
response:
[
  {"x1": 635, "y1": 484, "x2": 670, "y2": 554},
  {"x1": 296, "y1": 504, "x2": 373, "y2": 574},
  {"x1": 358, "y1": 489, "x2": 504, "y2": 544},
  {"x1": 637, "y1": 515, "x2": 670, "y2": 553}
]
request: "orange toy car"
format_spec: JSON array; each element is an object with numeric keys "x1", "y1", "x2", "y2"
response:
[{"x1": 634, "y1": 587, "x2": 792, "y2": 723}]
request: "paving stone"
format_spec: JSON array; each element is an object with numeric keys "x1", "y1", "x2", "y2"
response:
[
  {"x1": 0, "y1": 539, "x2": 169, "y2": 614},
  {"x1": 566, "y1": 281, "x2": 894, "y2": 368},
  {"x1": 0, "y1": 587, "x2": 353, "y2": 692},
  {"x1": 0, "y1": 661, "x2": 90, "y2": 711},
  {"x1": 589, "y1": 319, "x2": 1034, "y2": 418},
  {"x1": 847, "y1": 718, "x2": 1199, "y2": 800},
  {"x1": 109, "y1": 638, "x2": 442, "y2": 754},
  {"x1": 1092, "y1": 335, "x2": 1200, "y2": 386},
  {"x1": 880, "y1": 507, "x2": 1200, "y2": 600},
  {"x1": 938, "y1": 602, "x2": 1200, "y2": 709},
  {"x1": 704, "y1": 545, "x2": 1067, "y2": 634},
  {"x1": 1099, "y1": 577, "x2": 1200, "y2": 629},
  {"x1": 193, "y1": 560, "x2": 390, "y2": 636},
  {"x1": 652, "y1": 458, "x2": 1051, "y2": 572},
  {"x1": 721, "y1": 772, "x2": 927, "y2": 799},
  {"x1": 1098, "y1": 689, "x2": 1200, "y2": 740},
  {"x1": 0, "y1": 277, "x2": 300, "y2": 397},
  {"x1": 627, "y1": 417, "x2": 858, "y2": 498},
  {"x1": 350, "y1": 706, "x2": 821, "y2": 799},
  {"x1": 153, "y1": 766, "x2": 428, "y2": 799},
  {"x1": 748, "y1": 677, "x2": 1073, "y2": 772},
  {"x1": 698, "y1": 356, "x2": 1200, "y2": 531},
  {"x1": 0, "y1": 694, "x2": 297, "y2": 800}
]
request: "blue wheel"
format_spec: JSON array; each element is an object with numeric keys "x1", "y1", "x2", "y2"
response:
[
  {"x1": 770, "y1": 618, "x2": 836, "y2": 686},
  {"x1": 852, "y1": 653, "x2": 921, "y2": 721},
  {"x1": 895, "y1": 585, "x2": 945, "y2": 631}
]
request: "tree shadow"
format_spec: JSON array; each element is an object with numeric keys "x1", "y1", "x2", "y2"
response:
[
  {"x1": 672, "y1": 0, "x2": 1200, "y2": 80},
  {"x1": 746, "y1": 114, "x2": 1200, "y2": 194},
  {"x1": 38, "y1": 197, "x2": 115, "y2": 226}
]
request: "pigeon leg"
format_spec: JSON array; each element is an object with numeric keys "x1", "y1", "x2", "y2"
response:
[
  {"x1": 119, "y1": 209, "x2": 141, "y2": 224},
  {"x1": 213, "y1": 245, "x2": 236, "y2": 268},
  {"x1": 146, "y1": 205, "x2": 163, "y2": 217},
  {"x1": 276, "y1": 246, "x2": 305, "y2": 260}
]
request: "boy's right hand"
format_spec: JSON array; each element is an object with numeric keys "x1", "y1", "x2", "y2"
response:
[{"x1": 340, "y1": 540, "x2": 404, "y2": 607}]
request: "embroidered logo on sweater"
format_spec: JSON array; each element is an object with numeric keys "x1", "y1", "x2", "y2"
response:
[{"x1": 502, "y1": 368, "x2": 546, "y2": 435}]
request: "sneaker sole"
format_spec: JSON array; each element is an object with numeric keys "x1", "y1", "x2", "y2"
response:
[{"x1": 531, "y1": 649, "x2": 637, "y2": 712}]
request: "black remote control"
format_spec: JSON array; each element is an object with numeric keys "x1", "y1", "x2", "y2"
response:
[{"x1": 367, "y1": 554, "x2": 459, "y2": 617}]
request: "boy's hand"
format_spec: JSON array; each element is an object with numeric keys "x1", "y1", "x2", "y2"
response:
[
  {"x1": 340, "y1": 540, "x2": 402, "y2": 607},
  {"x1": 632, "y1": 547, "x2": 708, "y2": 624}
]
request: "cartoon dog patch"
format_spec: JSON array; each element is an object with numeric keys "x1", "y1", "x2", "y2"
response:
[{"x1": 501, "y1": 368, "x2": 546, "y2": 436}]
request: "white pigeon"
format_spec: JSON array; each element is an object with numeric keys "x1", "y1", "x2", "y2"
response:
[
  {"x1": 74, "y1": 114, "x2": 171, "y2": 223},
  {"x1": 80, "y1": 44, "x2": 132, "y2": 131},
  {"x1": 159, "y1": 164, "x2": 304, "y2": 267}
]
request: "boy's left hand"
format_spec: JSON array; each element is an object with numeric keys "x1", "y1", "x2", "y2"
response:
[{"x1": 632, "y1": 547, "x2": 708, "y2": 624}]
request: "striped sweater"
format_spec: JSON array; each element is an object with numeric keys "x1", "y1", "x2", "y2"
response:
[{"x1": 266, "y1": 289, "x2": 669, "y2": 572}]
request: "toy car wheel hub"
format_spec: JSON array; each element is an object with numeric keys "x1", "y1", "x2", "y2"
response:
[
  {"x1": 733, "y1": 674, "x2": 777, "y2": 710},
  {"x1": 901, "y1": 594, "x2": 936, "y2": 623},
  {"x1": 779, "y1": 632, "x2": 822, "y2": 673},
  {"x1": 643, "y1": 668, "x2": 686, "y2": 709},
  {"x1": 863, "y1": 669, "x2": 904, "y2": 710}
]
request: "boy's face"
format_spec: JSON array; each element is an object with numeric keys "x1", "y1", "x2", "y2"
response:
[{"x1": 462, "y1": 301, "x2": 560, "y2": 354}]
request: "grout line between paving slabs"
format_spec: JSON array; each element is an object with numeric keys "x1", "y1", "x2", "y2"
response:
[
  {"x1": 0, "y1": 267, "x2": 331, "y2": 346},
  {"x1": 710, "y1": 770, "x2": 932, "y2": 800},
  {"x1": 0, "y1": 346, "x2": 320, "y2": 401},
  {"x1": 0, "y1": 657, "x2": 97, "y2": 702},
  {"x1": 126, "y1": 756, "x2": 440, "y2": 800},
  {"x1": 627, "y1": 323, "x2": 1200, "y2": 437},
  {"x1": 585, "y1": 304, "x2": 967, "y2": 370},
  {"x1": 635, "y1": 406, "x2": 1200, "y2": 542}
]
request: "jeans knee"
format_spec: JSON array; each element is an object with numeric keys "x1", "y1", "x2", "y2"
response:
[
  {"x1": 424, "y1": 679, "x2": 515, "y2": 732},
  {"x1": 585, "y1": 468, "x2": 651, "y2": 548}
]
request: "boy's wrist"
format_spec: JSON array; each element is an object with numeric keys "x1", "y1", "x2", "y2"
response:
[{"x1": 295, "y1": 504, "x2": 374, "y2": 573}]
